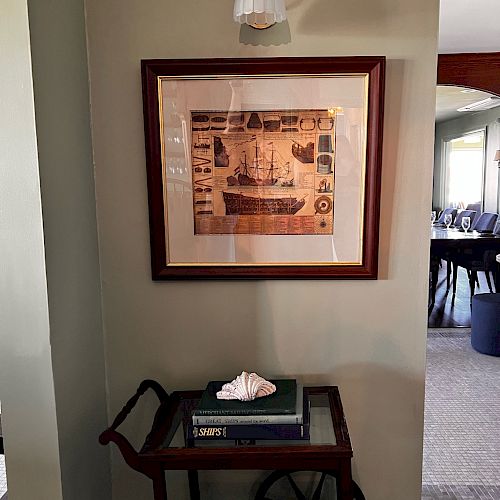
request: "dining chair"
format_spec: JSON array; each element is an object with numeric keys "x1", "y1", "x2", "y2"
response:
[
  {"x1": 437, "y1": 210, "x2": 478, "y2": 291},
  {"x1": 471, "y1": 212, "x2": 498, "y2": 233},
  {"x1": 466, "y1": 202, "x2": 482, "y2": 214},
  {"x1": 458, "y1": 212, "x2": 499, "y2": 290},
  {"x1": 432, "y1": 210, "x2": 474, "y2": 291},
  {"x1": 453, "y1": 209, "x2": 477, "y2": 230},
  {"x1": 452, "y1": 220, "x2": 500, "y2": 301},
  {"x1": 434, "y1": 207, "x2": 458, "y2": 226},
  {"x1": 435, "y1": 211, "x2": 477, "y2": 292}
]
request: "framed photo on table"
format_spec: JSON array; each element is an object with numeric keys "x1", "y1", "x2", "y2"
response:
[{"x1": 141, "y1": 56, "x2": 385, "y2": 279}]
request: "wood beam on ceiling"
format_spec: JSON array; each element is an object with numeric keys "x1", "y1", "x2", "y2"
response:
[{"x1": 438, "y1": 52, "x2": 500, "y2": 97}]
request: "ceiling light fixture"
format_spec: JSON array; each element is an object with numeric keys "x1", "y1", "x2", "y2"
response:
[
  {"x1": 457, "y1": 97, "x2": 500, "y2": 112},
  {"x1": 234, "y1": 0, "x2": 287, "y2": 30}
]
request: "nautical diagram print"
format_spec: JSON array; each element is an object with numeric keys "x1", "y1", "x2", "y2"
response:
[{"x1": 191, "y1": 109, "x2": 336, "y2": 236}]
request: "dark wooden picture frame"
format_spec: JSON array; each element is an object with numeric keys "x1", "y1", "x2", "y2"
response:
[{"x1": 141, "y1": 57, "x2": 385, "y2": 280}]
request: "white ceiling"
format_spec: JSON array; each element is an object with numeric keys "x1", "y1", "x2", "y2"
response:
[
  {"x1": 439, "y1": 0, "x2": 500, "y2": 53},
  {"x1": 435, "y1": 86, "x2": 496, "y2": 123}
]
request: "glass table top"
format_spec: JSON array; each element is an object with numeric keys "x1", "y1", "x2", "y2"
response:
[{"x1": 161, "y1": 392, "x2": 338, "y2": 450}]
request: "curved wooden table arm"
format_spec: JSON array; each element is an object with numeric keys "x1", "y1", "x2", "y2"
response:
[
  {"x1": 108, "y1": 379, "x2": 169, "y2": 433},
  {"x1": 99, "y1": 429, "x2": 145, "y2": 474},
  {"x1": 99, "y1": 379, "x2": 170, "y2": 479}
]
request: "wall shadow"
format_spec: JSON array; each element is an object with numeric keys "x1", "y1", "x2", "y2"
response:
[
  {"x1": 378, "y1": 59, "x2": 405, "y2": 280},
  {"x1": 239, "y1": 21, "x2": 291, "y2": 46}
]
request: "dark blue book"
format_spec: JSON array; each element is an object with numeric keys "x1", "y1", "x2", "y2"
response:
[
  {"x1": 193, "y1": 379, "x2": 297, "y2": 416},
  {"x1": 187, "y1": 422, "x2": 309, "y2": 441}
]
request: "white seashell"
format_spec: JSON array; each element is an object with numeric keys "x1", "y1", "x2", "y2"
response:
[{"x1": 216, "y1": 371, "x2": 276, "y2": 401}]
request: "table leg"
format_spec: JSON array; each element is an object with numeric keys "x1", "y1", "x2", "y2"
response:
[
  {"x1": 485, "y1": 271, "x2": 494, "y2": 293},
  {"x1": 446, "y1": 260, "x2": 451, "y2": 290},
  {"x1": 337, "y1": 461, "x2": 353, "y2": 500},
  {"x1": 430, "y1": 267, "x2": 438, "y2": 306},
  {"x1": 452, "y1": 261, "x2": 458, "y2": 296},
  {"x1": 188, "y1": 470, "x2": 200, "y2": 500},
  {"x1": 152, "y1": 470, "x2": 167, "y2": 500},
  {"x1": 469, "y1": 270, "x2": 477, "y2": 304},
  {"x1": 429, "y1": 253, "x2": 440, "y2": 310}
]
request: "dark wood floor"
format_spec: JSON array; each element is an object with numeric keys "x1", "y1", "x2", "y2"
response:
[{"x1": 428, "y1": 263, "x2": 494, "y2": 328}]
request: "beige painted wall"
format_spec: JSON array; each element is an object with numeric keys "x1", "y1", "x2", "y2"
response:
[
  {"x1": 27, "y1": 0, "x2": 112, "y2": 498},
  {"x1": 0, "y1": 1, "x2": 63, "y2": 499},
  {"x1": 1, "y1": 1, "x2": 112, "y2": 499},
  {"x1": 85, "y1": 1, "x2": 439, "y2": 498}
]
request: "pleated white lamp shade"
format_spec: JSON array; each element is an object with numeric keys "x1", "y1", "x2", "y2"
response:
[{"x1": 234, "y1": 0, "x2": 287, "y2": 29}]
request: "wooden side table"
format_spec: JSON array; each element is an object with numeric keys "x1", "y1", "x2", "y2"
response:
[{"x1": 99, "y1": 380, "x2": 359, "y2": 499}]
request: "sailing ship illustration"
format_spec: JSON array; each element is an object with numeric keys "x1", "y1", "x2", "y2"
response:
[
  {"x1": 226, "y1": 140, "x2": 292, "y2": 187},
  {"x1": 223, "y1": 192, "x2": 307, "y2": 216}
]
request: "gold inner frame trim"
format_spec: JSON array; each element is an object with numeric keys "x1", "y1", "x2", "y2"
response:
[{"x1": 157, "y1": 73, "x2": 369, "y2": 267}]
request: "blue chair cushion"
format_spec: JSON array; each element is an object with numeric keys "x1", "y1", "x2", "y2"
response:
[
  {"x1": 471, "y1": 212, "x2": 498, "y2": 233},
  {"x1": 453, "y1": 210, "x2": 477, "y2": 230},
  {"x1": 471, "y1": 293, "x2": 500, "y2": 356},
  {"x1": 435, "y1": 208, "x2": 457, "y2": 225}
]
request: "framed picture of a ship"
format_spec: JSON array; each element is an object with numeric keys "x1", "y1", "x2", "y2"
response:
[{"x1": 142, "y1": 57, "x2": 385, "y2": 279}]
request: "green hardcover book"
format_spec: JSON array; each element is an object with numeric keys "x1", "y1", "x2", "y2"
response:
[{"x1": 193, "y1": 379, "x2": 297, "y2": 416}]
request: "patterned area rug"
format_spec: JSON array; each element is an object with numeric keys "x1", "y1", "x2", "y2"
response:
[{"x1": 423, "y1": 329, "x2": 500, "y2": 499}]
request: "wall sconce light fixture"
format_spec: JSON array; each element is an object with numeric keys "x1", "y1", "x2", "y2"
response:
[
  {"x1": 234, "y1": 0, "x2": 287, "y2": 30},
  {"x1": 495, "y1": 150, "x2": 500, "y2": 167}
]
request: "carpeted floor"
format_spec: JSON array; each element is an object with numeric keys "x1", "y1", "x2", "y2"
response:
[{"x1": 422, "y1": 328, "x2": 500, "y2": 499}]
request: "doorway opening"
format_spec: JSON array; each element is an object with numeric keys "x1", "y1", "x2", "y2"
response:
[
  {"x1": 423, "y1": 84, "x2": 500, "y2": 499},
  {"x1": 429, "y1": 85, "x2": 500, "y2": 328}
]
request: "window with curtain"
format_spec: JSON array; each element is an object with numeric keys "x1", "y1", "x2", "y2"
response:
[{"x1": 444, "y1": 130, "x2": 485, "y2": 209}]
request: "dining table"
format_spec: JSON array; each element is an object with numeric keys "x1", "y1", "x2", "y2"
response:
[{"x1": 429, "y1": 226, "x2": 500, "y2": 308}]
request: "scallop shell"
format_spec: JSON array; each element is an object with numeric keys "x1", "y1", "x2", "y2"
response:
[{"x1": 216, "y1": 371, "x2": 276, "y2": 401}]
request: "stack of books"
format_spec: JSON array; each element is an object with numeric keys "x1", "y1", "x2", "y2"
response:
[{"x1": 188, "y1": 379, "x2": 309, "y2": 442}]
